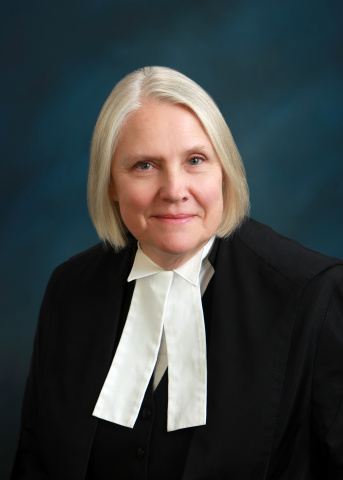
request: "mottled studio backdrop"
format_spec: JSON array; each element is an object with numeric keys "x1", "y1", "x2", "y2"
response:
[{"x1": 1, "y1": 0, "x2": 342, "y2": 477}]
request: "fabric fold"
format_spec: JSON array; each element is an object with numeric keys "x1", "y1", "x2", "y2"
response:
[
  {"x1": 93, "y1": 240, "x2": 214, "y2": 431},
  {"x1": 93, "y1": 270, "x2": 173, "y2": 427}
]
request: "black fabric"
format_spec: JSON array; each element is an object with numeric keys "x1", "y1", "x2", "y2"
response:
[
  {"x1": 85, "y1": 261, "x2": 215, "y2": 479},
  {"x1": 85, "y1": 372, "x2": 194, "y2": 480},
  {"x1": 11, "y1": 219, "x2": 343, "y2": 479}
]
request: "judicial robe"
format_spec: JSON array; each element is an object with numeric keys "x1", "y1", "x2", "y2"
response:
[{"x1": 11, "y1": 218, "x2": 343, "y2": 479}]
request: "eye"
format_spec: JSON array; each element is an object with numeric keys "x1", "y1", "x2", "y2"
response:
[
  {"x1": 189, "y1": 156, "x2": 204, "y2": 166},
  {"x1": 135, "y1": 162, "x2": 153, "y2": 170}
]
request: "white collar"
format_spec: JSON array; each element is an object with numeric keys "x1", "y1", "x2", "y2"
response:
[
  {"x1": 129, "y1": 236, "x2": 214, "y2": 284},
  {"x1": 93, "y1": 237, "x2": 215, "y2": 431}
]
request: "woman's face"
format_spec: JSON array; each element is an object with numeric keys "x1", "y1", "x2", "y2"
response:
[{"x1": 110, "y1": 100, "x2": 223, "y2": 269}]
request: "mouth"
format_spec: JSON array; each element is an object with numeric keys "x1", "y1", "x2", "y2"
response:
[{"x1": 152, "y1": 214, "x2": 196, "y2": 224}]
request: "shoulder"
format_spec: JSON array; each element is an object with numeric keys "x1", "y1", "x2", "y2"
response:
[
  {"x1": 47, "y1": 241, "x2": 136, "y2": 296},
  {"x1": 222, "y1": 218, "x2": 343, "y2": 288}
]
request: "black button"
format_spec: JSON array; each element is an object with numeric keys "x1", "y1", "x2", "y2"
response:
[
  {"x1": 137, "y1": 447, "x2": 145, "y2": 458},
  {"x1": 142, "y1": 408, "x2": 151, "y2": 419}
]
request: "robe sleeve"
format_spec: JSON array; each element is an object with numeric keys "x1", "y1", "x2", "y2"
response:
[
  {"x1": 312, "y1": 276, "x2": 343, "y2": 479},
  {"x1": 10, "y1": 273, "x2": 56, "y2": 480}
]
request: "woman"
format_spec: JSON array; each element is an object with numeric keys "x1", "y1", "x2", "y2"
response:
[{"x1": 11, "y1": 67, "x2": 343, "y2": 479}]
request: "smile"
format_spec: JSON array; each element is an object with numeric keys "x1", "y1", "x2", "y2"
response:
[{"x1": 152, "y1": 214, "x2": 196, "y2": 224}]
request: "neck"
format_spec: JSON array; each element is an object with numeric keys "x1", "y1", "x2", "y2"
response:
[{"x1": 139, "y1": 245, "x2": 206, "y2": 271}]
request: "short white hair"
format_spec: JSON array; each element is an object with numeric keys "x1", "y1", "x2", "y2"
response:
[{"x1": 88, "y1": 66, "x2": 250, "y2": 249}]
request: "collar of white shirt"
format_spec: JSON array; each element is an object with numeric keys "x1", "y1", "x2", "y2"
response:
[
  {"x1": 93, "y1": 237, "x2": 215, "y2": 431},
  {"x1": 153, "y1": 239, "x2": 215, "y2": 390}
]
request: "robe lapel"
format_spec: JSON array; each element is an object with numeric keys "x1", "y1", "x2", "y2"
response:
[
  {"x1": 41, "y1": 242, "x2": 136, "y2": 479},
  {"x1": 182, "y1": 235, "x2": 299, "y2": 479}
]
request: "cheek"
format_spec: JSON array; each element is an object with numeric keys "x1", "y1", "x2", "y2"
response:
[
  {"x1": 117, "y1": 182, "x2": 154, "y2": 216},
  {"x1": 109, "y1": 177, "x2": 118, "y2": 202},
  {"x1": 198, "y1": 175, "x2": 223, "y2": 212}
]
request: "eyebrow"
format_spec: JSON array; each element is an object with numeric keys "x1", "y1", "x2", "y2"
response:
[{"x1": 125, "y1": 144, "x2": 213, "y2": 163}]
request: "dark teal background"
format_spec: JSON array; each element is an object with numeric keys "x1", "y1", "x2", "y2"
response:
[{"x1": 1, "y1": 0, "x2": 342, "y2": 476}]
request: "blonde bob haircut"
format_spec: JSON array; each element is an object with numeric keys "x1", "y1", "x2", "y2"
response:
[{"x1": 88, "y1": 66, "x2": 250, "y2": 249}]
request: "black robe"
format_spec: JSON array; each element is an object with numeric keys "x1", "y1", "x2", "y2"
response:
[{"x1": 11, "y1": 219, "x2": 343, "y2": 479}]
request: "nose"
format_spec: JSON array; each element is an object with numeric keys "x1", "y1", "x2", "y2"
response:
[{"x1": 159, "y1": 168, "x2": 189, "y2": 203}]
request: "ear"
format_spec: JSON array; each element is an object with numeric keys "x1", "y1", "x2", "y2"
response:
[{"x1": 109, "y1": 177, "x2": 119, "y2": 202}]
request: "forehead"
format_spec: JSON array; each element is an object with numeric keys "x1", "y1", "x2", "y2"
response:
[{"x1": 115, "y1": 100, "x2": 214, "y2": 156}]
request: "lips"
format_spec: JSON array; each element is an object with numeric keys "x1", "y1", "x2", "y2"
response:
[
  {"x1": 152, "y1": 214, "x2": 196, "y2": 224},
  {"x1": 156, "y1": 214, "x2": 194, "y2": 218}
]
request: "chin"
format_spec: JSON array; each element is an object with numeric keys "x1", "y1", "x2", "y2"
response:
[{"x1": 154, "y1": 238, "x2": 204, "y2": 258}]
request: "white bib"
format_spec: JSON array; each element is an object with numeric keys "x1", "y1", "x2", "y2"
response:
[{"x1": 93, "y1": 240, "x2": 214, "y2": 431}]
